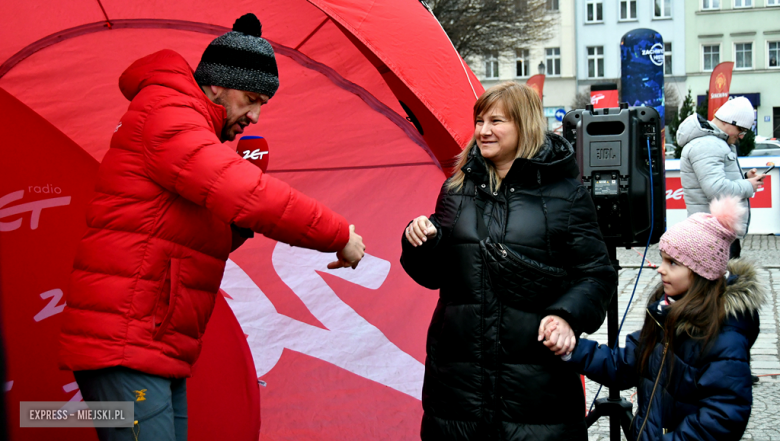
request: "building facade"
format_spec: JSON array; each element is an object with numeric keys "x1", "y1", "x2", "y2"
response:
[
  {"x1": 684, "y1": 0, "x2": 780, "y2": 138},
  {"x1": 471, "y1": 0, "x2": 576, "y2": 131},
  {"x1": 574, "y1": 0, "x2": 687, "y2": 114}
]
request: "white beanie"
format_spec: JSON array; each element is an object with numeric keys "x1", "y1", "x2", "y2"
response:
[{"x1": 714, "y1": 96, "x2": 754, "y2": 129}]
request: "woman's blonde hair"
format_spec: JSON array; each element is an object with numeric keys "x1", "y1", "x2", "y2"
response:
[{"x1": 447, "y1": 82, "x2": 548, "y2": 192}]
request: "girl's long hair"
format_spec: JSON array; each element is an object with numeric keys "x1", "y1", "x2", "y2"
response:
[
  {"x1": 447, "y1": 82, "x2": 547, "y2": 193},
  {"x1": 637, "y1": 272, "x2": 726, "y2": 376}
]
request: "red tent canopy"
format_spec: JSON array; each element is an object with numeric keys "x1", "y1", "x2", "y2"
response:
[{"x1": 0, "y1": 1, "x2": 483, "y2": 439}]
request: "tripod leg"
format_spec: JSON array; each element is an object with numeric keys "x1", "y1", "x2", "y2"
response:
[{"x1": 620, "y1": 407, "x2": 634, "y2": 438}]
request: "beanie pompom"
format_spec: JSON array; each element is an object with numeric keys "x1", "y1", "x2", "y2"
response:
[
  {"x1": 710, "y1": 195, "x2": 747, "y2": 237},
  {"x1": 233, "y1": 13, "x2": 262, "y2": 37}
]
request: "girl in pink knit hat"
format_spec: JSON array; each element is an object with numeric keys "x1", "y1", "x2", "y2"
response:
[{"x1": 541, "y1": 196, "x2": 765, "y2": 440}]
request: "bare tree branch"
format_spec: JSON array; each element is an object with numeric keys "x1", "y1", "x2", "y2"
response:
[
  {"x1": 426, "y1": 0, "x2": 557, "y2": 59},
  {"x1": 572, "y1": 88, "x2": 592, "y2": 110}
]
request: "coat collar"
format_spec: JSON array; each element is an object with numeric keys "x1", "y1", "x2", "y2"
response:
[{"x1": 461, "y1": 133, "x2": 579, "y2": 189}]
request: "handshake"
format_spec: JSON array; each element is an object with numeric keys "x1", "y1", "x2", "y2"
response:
[{"x1": 537, "y1": 315, "x2": 577, "y2": 357}]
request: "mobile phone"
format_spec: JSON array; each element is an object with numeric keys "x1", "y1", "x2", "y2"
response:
[{"x1": 758, "y1": 165, "x2": 775, "y2": 181}]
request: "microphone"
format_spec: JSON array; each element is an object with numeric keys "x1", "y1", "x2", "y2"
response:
[{"x1": 237, "y1": 136, "x2": 269, "y2": 172}]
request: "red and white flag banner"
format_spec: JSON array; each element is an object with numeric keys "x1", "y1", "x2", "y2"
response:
[{"x1": 708, "y1": 62, "x2": 734, "y2": 121}]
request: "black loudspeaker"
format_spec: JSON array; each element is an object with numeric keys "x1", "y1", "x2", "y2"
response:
[{"x1": 562, "y1": 104, "x2": 665, "y2": 247}]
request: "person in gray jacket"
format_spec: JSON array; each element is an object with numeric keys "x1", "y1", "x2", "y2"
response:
[{"x1": 677, "y1": 96, "x2": 765, "y2": 258}]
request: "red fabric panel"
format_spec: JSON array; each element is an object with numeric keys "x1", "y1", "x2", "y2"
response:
[
  {"x1": 226, "y1": 164, "x2": 443, "y2": 440},
  {"x1": 188, "y1": 294, "x2": 261, "y2": 441},
  {"x1": 0, "y1": 86, "x2": 100, "y2": 441}
]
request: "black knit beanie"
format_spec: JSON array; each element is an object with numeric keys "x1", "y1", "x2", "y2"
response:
[{"x1": 194, "y1": 13, "x2": 279, "y2": 98}]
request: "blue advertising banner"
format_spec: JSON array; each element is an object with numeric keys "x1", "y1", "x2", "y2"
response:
[{"x1": 621, "y1": 29, "x2": 665, "y2": 126}]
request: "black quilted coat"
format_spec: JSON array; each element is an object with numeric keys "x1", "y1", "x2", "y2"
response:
[{"x1": 401, "y1": 134, "x2": 617, "y2": 440}]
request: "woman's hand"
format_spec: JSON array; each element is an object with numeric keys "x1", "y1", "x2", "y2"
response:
[
  {"x1": 405, "y1": 216, "x2": 438, "y2": 247},
  {"x1": 538, "y1": 315, "x2": 576, "y2": 356}
]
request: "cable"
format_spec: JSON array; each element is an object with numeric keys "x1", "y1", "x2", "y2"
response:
[{"x1": 587, "y1": 137, "x2": 656, "y2": 415}]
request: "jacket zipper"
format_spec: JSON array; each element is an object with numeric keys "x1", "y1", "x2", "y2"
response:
[{"x1": 494, "y1": 243, "x2": 564, "y2": 277}]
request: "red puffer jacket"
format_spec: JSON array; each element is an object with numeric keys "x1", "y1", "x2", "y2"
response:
[{"x1": 59, "y1": 50, "x2": 349, "y2": 378}]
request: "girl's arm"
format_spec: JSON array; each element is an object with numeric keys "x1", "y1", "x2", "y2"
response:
[{"x1": 566, "y1": 330, "x2": 641, "y2": 391}]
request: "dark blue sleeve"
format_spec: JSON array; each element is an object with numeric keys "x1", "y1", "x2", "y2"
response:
[{"x1": 567, "y1": 331, "x2": 641, "y2": 391}]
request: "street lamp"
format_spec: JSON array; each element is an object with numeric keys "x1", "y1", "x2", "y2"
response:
[{"x1": 538, "y1": 61, "x2": 545, "y2": 75}]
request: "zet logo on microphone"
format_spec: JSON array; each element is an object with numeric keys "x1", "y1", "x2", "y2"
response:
[
  {"x1": 242, "y1": 149, "x2": 267, "y2": 161},
  {"x1": 237, "y1": 136, "x2": 270, "y2": 172}
]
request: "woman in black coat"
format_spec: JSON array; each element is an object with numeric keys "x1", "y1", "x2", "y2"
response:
[{"x1": 401, "y1": 82, "x2": 617, "y2": 440}]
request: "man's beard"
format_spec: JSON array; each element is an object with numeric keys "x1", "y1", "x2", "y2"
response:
[
  {"x1": 222, "y1": 115, "x2": 251, "y2": 142},
  {"x1": 212, "y1": 94, "x2": 248, "y2": 142}
]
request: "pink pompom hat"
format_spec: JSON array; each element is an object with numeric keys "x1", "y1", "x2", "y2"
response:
[{"x1": 659, "y1": 196, "x2": 747, "y2": 280}]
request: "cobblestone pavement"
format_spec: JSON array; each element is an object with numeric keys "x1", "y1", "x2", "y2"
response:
[{"x1": 584, "y1": 235, "x2": 780, "y2": 441}]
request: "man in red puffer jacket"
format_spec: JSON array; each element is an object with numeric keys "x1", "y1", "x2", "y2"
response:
[{"x1": 58, "y1": 13, "x2": 365, "y2": 441}]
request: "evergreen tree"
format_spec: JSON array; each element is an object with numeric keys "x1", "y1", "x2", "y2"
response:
[
  {"x1": 670, "y1": 89, "x2": 696, "y2": 158},
  {"x1": 696, "y1": 90, "x2": 709, "y2": 121}
]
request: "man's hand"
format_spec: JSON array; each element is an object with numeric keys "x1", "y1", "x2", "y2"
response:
[
  {"x1": 327, "y1": 225, "x2": 365, "y2": 269},
  {"x1": 405, "y1": 215, "x2": 438, "y2": 247},
  {"x1": 538, "y1": 315, "x2": 576, "y2": 356},
  {"x1": 746, "y1": 168, "x2": 758, "y2": 179}
]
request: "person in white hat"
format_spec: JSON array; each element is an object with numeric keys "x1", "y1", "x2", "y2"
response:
[{"x1": 676, "y1": 96, "x2": 766, "y2": 259}]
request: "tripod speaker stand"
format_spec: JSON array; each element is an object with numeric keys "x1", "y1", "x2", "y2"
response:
[
  {"x1": 583, "y1": 245, "x2": 634, "y2": 440},
  {"x1": 562, "y1": 104, "x2": 666, "y2": 440}
]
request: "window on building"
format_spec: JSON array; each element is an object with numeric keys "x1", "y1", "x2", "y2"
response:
[
  {"x1": 768, "y1": 0, "x2": 779, "y2": 6},
  {"x1": 702, "y1": 0, "x2": 720, "y2": 9},
  {"x1": 485, "y1": 52, "x2": 499, "y2": 79},
  {"x1": 545, "y1": 48, "x2": 561, "y2": 76},
  {"x1": 735, "y1": 43, "x2": 753, "y2": 69},
  {"x1": 734, "y1": 0, "x2": 752, "y2": 7},
  {"x1": 703, "y1": 45, "x2": 720, "y2": 71},
  {"x1": 769, "y1": 41, "x2": 780, "y2": 68},
  {"x1": 546, "y1": 0, "x2": 559, "y2": 11},
  {"x1": 586, "y1": 1, "x2": 603, "y2": 22},
  {"x1": 516, "y1": 49, "x2": 530, "y2": 77},
  {"x1": 664, "y1": 42, "x2": 673, "y2": 75},
  {"x1": 654, "y1": 0, "x2": 672, "y2": 17},
  {"x1": 620, "y1": 0, "x2": 637, "y2": 19},
  {"x1": 587, "y1": 46, "x2": 604, "y2": 78}
]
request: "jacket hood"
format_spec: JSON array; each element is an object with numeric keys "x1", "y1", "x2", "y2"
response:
[
  {"x1": 464, "y1": 133, "x2": 579, "y2": 188},
  {"x1": 678, "y1": 259, "x2": 765, "y2": 341},
  {"x1": 722, "y1": 259, "x2": 766, "y2": 320},
  {"x1": 119, "y1": 49, "x2": 226, "y2": 139},
  {"x1": 676, "y1": 113, "x2": 728, "y2": 148},
  {"x1": 120, "y1": 49, "x2": 198, "y2": 101}
]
